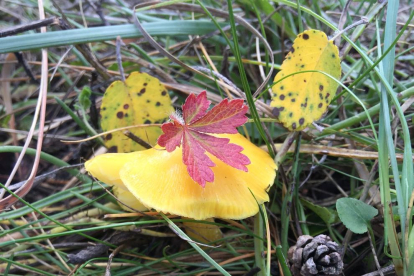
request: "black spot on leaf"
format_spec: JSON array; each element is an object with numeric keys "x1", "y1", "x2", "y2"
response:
[{"x1": 272, "y1": 107, "x2": 280, "y2": 117}]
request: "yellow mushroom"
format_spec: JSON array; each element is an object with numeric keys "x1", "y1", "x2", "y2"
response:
[
  {"x1": 113, "y1": 186, "x2": 148, "y2": 212},
  {"x1": 85, "y1": 133, "x2": 276, "y2": 220}
]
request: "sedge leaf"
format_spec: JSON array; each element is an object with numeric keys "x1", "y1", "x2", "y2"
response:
[{"x1": 301, "y1": 198, "x2": 337, "y2": 225}]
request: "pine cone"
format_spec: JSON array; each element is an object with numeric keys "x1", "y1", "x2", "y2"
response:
[{"x1": 288, "y1": 234, "x2": 344, "y2": 276}]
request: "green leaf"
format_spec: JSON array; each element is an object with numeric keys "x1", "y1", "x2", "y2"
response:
[
  {"x1": 301, "y1": 198, "x2": 337, "y2": 225},
  {"x1": 79, "y1": 86, "x2": 92, "y2": 110},
  {"x1": 408, "y1": 226, "x2": 414, "y2": 263},
  {"x1": 0, "y1": 21, "x2": 224, "y2": 53},
  {"x1": 336, "y1": 198, "x2": 378, "y2": 234},
  {"x1": 408, "y1": 251, "x2": 414, "y2": 276}
]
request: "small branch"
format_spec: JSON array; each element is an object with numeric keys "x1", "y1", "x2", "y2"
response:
[
  {"x1": 331, "y1": 17, "x2": 369, "y2": 41},
  {"x1": 367, "y1": 231, "x2": 384, "y2": 276},
  {"x1": 13, "y1": 52, "x2": 39, "y2": 84},
  {"x1": 105, "y1": 244, "x2": 126, "y2": 276},
  {"x1": 360, "y1": 265, "x2": 395, "y2": 276},
  {"x1": 0, "y1": 164, "x2": 83, "y2": 195},
  {"x1": 0, "y1": 17, "x2": 58, "y2": 37},
  {"x1": 123, "y1": 130, "x2": 152, "y2": 149}
]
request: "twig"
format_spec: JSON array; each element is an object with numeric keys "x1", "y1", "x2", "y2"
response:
[
  {"x1": 299, "y1": 154, "x2": 328, "y2": 189},
  {"x1": 123, "y1": 130, "x2": 152, "y2": 149},
  {"x1": 0, "y1": 17, "x2": 58, "y2": 37},
  {"x1": 0, "y1": 164, "x2": 83, "y2": 195},
  {"x1": 331, "y1": 17, "x2": 369, "y2": 41},
  {"x1": 57, "y1": 18, "x2": 111, "y2": 80},
  {"x1": 50, "y1": 45, "x2": 73, "y2": 82},
  {"x1": 192, "y1": 66, "x2": 242, "y2": 95},
  {"x1": 335, "y1": 0, "x2": 352, "y2": 45},
  {"x1": 13, "y1": 52, "x2": 39, "y2": 84},
  {"x1": 105, "y1": 244, "x2": 126, "y2": 276},
  {"x1": 367, "y1": 232, "x2": 384, "y2": 276},
  {"x1": 360, "y1": 265, "x2": 395, "y2": 276},
  {"x1": 68, "y1": 232, "x2": 140, "y2": 264},
  {"x1": 88, "y1": 0, "x2": 109, "y2": 26}
]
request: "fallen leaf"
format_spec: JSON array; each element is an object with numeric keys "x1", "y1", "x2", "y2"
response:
[
  {"x1": 100, "y1": 72, "x2": 173, "y2": 152},
  {"x1": 158, "y1": 91, "x2": 250, "y2": 187},
  {"x1": 271, "y1": 29, "x2": 341, "y2": 131}
]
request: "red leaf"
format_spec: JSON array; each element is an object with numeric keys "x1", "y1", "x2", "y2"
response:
[
  {"x1": 157, "y1": 91, "x2": 250, "y2": 186},
  {"x1": 182, "y1": 130, "x2": 215, "y2": 187},
  {"x1": 190, "y1": 98, "x2": 248, "y2": 133},
  {"x1": 158, "y1": 121, "x2": 183, "y2": 152},
  {"x1": 190, "y1": 131, "x2": 249, "y2": 172},
  {"x1": 182, "y1": 92, "x2": 210, "y2": 124}
]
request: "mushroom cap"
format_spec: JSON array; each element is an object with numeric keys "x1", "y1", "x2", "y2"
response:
[
  {"x1": 85, "y1": 152, "x2": 138, "y2": 189},
  {"x1": 84, "y1": 151, "x2": 148, "y2": 211},
  {"x1": 85, "y1": 133, "x2": 276, "y2": 220},
  {"x1": 113, "y1": 186, "x2": 148, "y2": 212}
]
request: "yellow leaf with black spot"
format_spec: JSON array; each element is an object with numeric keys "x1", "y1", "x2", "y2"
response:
[
  {"x1": 271, "y1": 29, "x2": 341, "y2": 131},
  {"x1": 100, "y1": 72, "x2": 173, "y2": 152}
]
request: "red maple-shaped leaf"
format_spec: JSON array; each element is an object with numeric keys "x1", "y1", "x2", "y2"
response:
[{"x1": 157, "y1": 91, "x2": 250, "y2": 187}]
